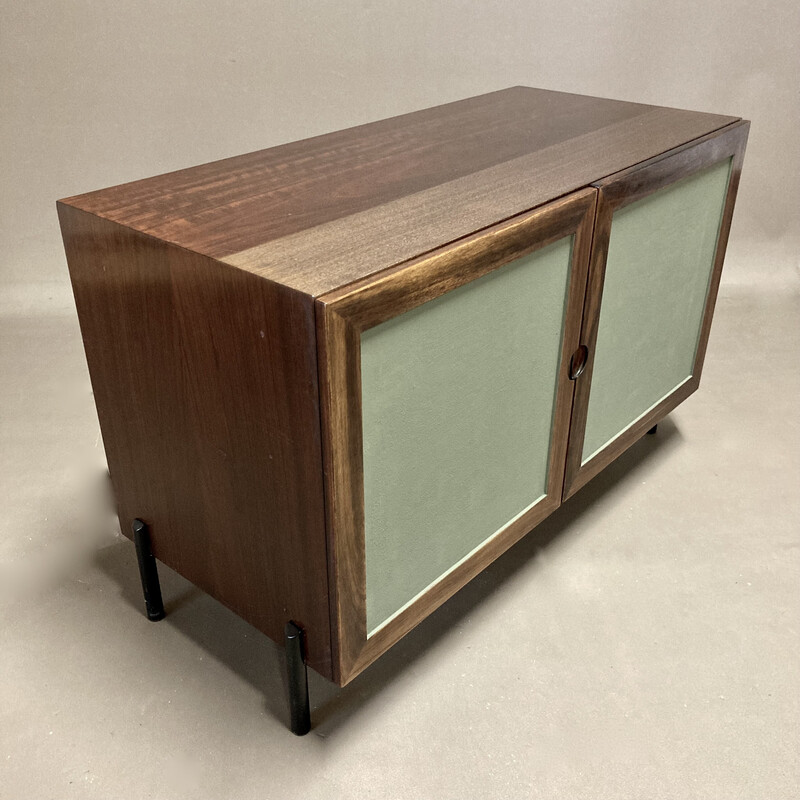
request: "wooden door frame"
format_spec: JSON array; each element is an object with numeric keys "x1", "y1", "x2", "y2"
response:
[
  {"x1": 316, "y1": 189, "x2": 596, "y2": 685},
  {"x1": 562, "y1": 121, "x2": 750, "y2": 500}
]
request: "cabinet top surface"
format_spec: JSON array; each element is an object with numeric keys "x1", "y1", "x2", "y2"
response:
[{"x1": 59, "y1": 86, "x2": 738, "y2": 296}]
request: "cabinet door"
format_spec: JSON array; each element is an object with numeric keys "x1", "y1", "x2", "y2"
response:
[
  {"x1": 317, "y1": 189, "x2": 595, "y2": 684},
  {"x1": 563, "y1": 122, "x2": 749, "y2": 498}
]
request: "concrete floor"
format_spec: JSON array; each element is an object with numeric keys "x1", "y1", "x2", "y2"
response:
[{"x1": 1, "y1": 282, "x2": 798, "y2": 799}]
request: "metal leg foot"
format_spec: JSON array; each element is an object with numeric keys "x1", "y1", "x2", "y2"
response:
[
  {"x1": 132, "y1": 519, "x2": 166, "y2": 621},
  {"x1": 285, "y1": 621, "x2": 311, "y2": 736},
  {"x1": 647, "y1": 424, "x2": 658, "y2": 435}
]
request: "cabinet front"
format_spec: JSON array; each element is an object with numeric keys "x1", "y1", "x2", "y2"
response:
[
  {"x1": 563, "y1": 123, "x2": 749, "y2": 498},
  {"x1": 317, "y1": 190, "x2": 596, "y2": 684}
]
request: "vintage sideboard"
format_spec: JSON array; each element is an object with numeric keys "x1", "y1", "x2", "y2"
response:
[{"x1": 58, "y1": 87, "x2": 748, "y2": 734}]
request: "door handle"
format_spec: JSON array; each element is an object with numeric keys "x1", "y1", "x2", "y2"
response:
[{"x1": 568, "y1": 344, "x2": 589, "y2": 380}]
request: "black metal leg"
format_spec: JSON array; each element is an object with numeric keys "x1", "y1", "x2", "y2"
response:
[
  {"x1": 132, "y1": 519, "x2": 165, "y2": 621},
  {"x1": 647, "y1": 424, "x2": 658, "y2": 435},
  {"x1": 285, "y1": 621, "x2": 311, "y2": 736}
]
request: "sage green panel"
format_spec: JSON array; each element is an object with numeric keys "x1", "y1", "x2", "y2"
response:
[
  {"x1": 581, "y1": 158, "x2": 732, "y2": 463},
  {"x1": 361, "y1": 237, "x2": 573, "y2": 635}
]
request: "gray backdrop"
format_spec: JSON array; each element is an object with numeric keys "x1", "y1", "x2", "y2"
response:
[
  {"x1": 2, "y1": 5, "x2": 799, "y2": 798},
  {"x1": 1, "y1": 0, "x2": 798, "y2": 316}
]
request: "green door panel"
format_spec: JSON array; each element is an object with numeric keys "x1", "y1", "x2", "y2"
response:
[
  {"x1": 361, "y1": 237, "x2": 573, "y2": 635},
  {"x1": 581, "y1": 158, "x2": 732, "y2": 463}
]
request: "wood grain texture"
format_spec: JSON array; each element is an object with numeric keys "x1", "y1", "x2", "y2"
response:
[
  {"x1": 562, "y1": 121, "x2": 749, "y2": 499},
  {"x1": 319, "y1": 189, "x2": 593, "y2": 324},
  {"x1": 227, "y1": 107, "x2": 738, "y2": 297},
  {"x1": 59, "y1": 87, "x2": 738, "y2": 298},
  {"x1": 57, "y1": 203, "x2": 333, "y2": 678},
  {"x1": 60, "y1": 88, "x2": 629, "y2": 255},
  {"x1": 318, "y1": 190, "x2": 596, "y2": 684},
  {"x1": 315, "y1": 310, "x2": 364, "y2": 686}
]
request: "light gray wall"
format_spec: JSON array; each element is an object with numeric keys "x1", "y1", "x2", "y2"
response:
[{"x1": 2, "y1": 0, "x2": 798, "y2": 313}]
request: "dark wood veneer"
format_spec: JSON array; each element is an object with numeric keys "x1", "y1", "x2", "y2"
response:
[{"x1": 57, "y1": 203, "x2": 333, "y2": 677}]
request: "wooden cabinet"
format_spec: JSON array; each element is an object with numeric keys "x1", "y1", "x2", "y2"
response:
[{"x1": 57, "y1": 87, "x2": 748, "y2": 730}]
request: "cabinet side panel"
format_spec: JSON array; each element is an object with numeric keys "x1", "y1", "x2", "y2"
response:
[{"x1": 57, "y1": 204, "x2": 332, "y2": 678}]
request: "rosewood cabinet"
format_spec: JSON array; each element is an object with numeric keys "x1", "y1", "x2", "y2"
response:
[{"x1": 57, "y1": 87, "x2": 748, "y2": 734}]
